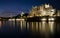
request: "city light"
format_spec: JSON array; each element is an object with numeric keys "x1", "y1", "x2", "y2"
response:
[
  {"x1": 28, "y1": 4, "x2": 56, "y2": 17},
  {"x1": 27, "y1": 16, "x2": 33, "y2": 18},
  {"x1": 16, "y1": 19, "x2": 24, "y2": 21},
  {"x1": 41, "y1": 11, "x2": 46, "y2": 16},
  {"x1": 9, "y1": 19, "x2": 15, "y2": 21},
  {"x1": 41, "y1": 18, "x2": 46, "y2": 21},
  {"x1": 9, "y1": 19, "x2": 24, "y2": 21},
  {"x1": 48, "y1": 18, "x2": 54, "y2": 21}
]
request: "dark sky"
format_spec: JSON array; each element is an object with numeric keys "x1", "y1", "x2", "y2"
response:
[{"x1": 0, "y1": 0, "x2": 60, "y2": 17}]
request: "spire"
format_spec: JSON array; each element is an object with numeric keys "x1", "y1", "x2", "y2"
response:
[
  {"x1": 21, "y1": 12, "x2": 24, "y2": 17},
  {"x1": 45, "y1": 3, "x2": 50, "y2": 8}
]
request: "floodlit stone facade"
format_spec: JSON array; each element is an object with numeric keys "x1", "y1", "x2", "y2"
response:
[{"x1": 28, "y1": 4, "x2": 56, "y2": 17}]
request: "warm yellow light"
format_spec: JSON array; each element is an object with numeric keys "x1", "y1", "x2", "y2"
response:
[
  {"x1": 20, "y1": 21, "x2": 23, "y2": 30},
  {"x1": 16, "y1": 19, "x2": 24, "y2": 21},
  {"x1": 41, "y1": 18, "x2": 46, "y2": 21},
  {"x1": 27, "y1": 16, "x2": 33, "y2": 18},
  {"x1": 36, "y1": 15, "x2": 39, "y2": 16},
  {"x1": 9, "y1": 19, "x2": 15, "y2": 21},
  {"x1": 48, "y1": 18, "x2": 54, "y2": 21},
  {"x1": 9, "y1": 19, "x2": 24, "y2": 21},
  {"x1": 49, "y1": 22, "x2": 54, "y2": 33},
  {"x1": 41, "y1": 11, "x2": 46, "y2": 16},
  {"x1": 45, "y1": 4, "x2": 49, "y2": 8}
]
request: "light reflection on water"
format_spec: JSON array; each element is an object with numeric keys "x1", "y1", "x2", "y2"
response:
[
  {"x1": 0, "y1": 20, "x2": 59, "y2": 38},
  {"x1": 26, "y1": 21, "x2": 55, "y2": 33},
  {"x1": 0, "y1": 21, "x2": 2, "y2": 28}
]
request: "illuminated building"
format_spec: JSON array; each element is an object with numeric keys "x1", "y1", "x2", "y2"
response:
[{"x1": 28, "y1": 4, "x2": 56, "y2": 17}]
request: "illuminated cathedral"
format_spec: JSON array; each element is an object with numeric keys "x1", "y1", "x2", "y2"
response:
[{"x1": 28, "y1": 4, "x2": 56, "y2": 17}]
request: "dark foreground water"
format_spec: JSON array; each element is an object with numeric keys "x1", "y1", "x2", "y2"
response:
[{"x1": 0, "y1": 20, "x2": 60, "y2": 38}]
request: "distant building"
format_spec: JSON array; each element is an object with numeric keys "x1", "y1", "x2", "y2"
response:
[{"x1": 28, "y1": 4, "x2": 56, "y2": 17}]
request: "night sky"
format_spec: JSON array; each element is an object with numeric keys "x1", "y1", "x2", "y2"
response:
[{"x1": 0, "y1": 0, "x2": 60, "y2": 17}]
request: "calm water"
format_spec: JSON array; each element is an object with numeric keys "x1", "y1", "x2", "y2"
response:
[{"x1": 0, "y1": 20, "x2": 60, "y2": 38}]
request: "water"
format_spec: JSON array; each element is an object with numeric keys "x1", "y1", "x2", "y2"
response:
[{"x1": 0, "y1": 20, "x2": 59, "y2": 38}]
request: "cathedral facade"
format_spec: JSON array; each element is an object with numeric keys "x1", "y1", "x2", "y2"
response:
[{"x1": 28, "y1": 4, "x2": 56, "y2": 17}]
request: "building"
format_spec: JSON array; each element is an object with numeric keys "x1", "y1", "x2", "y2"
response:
[{"x1": 28, "y1": 4, "x2": 56, "y2": 17}]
